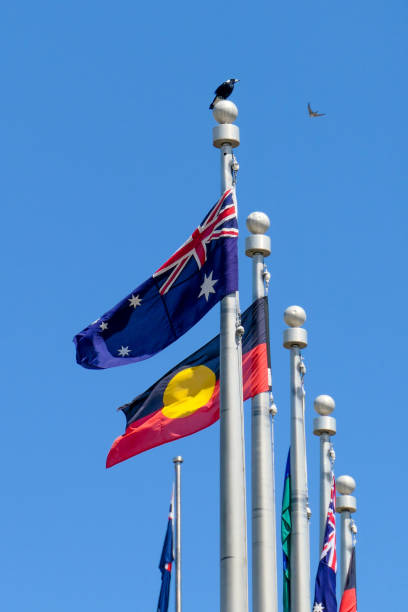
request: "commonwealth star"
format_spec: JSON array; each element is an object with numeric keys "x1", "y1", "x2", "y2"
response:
[{"x1": 128, "y1": 294, "x2": 142, "y2": 308}]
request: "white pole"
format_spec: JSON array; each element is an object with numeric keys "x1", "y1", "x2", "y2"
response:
[
  {"x1": 173, "y1": 456, "x2": 183, "y2": 612},
  {"x1": 336, "y1": 475, "x2": 357, "y2": 593},
  {"x1": 313, "y1": 395, "x2": 336, "y2": 553},
  {"x1": 245, "y1": 213, "x2": 278, "y2": 612},
  {"x1": 283, "y1": 306, "x2": 310, "y2": 612},
  {"x1": 212, "y1": 100, "x2": 248, "y2": 612}
]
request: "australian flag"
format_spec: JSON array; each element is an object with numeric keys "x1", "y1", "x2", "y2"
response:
[
  {"x1": 312, "y1": 474, "x2": 337, "y2": 612},
  {"x1": 74, "y1": 190, "x2": 238, "y2": 369},
  {"x1": 157, "y1": 494, "x2": 174, "y2": 612}
]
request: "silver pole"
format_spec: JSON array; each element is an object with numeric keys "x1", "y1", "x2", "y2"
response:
[
  {"x1": 245, "y1": 214, "x2": 278, "y2": 612},
  {"x1": 283, "y1": 307, "x2": 310, "y2": 612},
  {"x1": 336, "y1": 475, "x2": 357, "y2": 593},
  {"x1": 173, "y1": 456, "x2": 183, "y2": 612},
  {"x1": 212, "y1": 101, "x2": 248, "y2": 612},
  {"x1": 313, "y1": 395, "x2": 336, "y2": 553}
]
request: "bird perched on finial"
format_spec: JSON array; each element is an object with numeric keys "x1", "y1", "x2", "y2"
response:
[
  {"x1": 307, "y1": 103, "x2": 326, "y2": 117},
  {"x1": 209, "y1": 79, "x2": 240, "y2": 109}
]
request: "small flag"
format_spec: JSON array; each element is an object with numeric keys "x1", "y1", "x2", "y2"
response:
[
  {"x1": 339, "y1": 546, "x2": 357, "y2": 612},
  {"x1": 157, "y1": 493, "x2": 174, "y2": 612},
  {"x1": 312, "y1": 474, "x2": 337, "y2": 612},
  {"x1": 74, "y1": 190, "x2": 238, "y2": 369},
  {"x1": 107, "y1": 297, "x2": 270, "y2": 467},
  {"x1": 281, "y1": 450, "x2": 291, "y2": 612}
]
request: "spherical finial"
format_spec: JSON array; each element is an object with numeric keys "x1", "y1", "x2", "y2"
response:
[
  {"x1": 284, "y1": 306, "x2": 306, "y2": 328},
  {"x1": 246, "y1": 212, "x2": 270, "y2": 235},
  {"x1": 173, "y1": 456, "x2": 184, "y2": 464},
  {"x1": 314, "y1": 394, "x2": 335, "y2": 416},
  {"x1": 336, "y1": 475, "x2": 356, "y2": 495},
  {"x1": 212, "y1": 100, "x2": 238, "y2": 124}
]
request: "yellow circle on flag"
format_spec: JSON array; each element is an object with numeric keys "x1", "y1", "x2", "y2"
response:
[{"x1": 162, "y1": 365, "x2": 216, "y2": 419}]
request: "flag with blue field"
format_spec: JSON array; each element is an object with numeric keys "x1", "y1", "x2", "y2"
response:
[
  {"x1": 312, "y1": 474, "x2": 337, "y2": 612},
  {"x1": 74, "y1": 190, "x2": 238, "y2": 369},
  {"x1": 157, "y1": 494, "x2": 174, "y2": 612}
]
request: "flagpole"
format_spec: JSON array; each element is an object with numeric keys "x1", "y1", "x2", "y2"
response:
[
  {"x1": 313, "y1": 395, "x2": 336, "y2": 553},
  {"x1": 173, "y1": 456, "x2": 183, "y2": 612},
  {"x1": 283, "y1": 307, "x2": 310, "y2": 612},
  {"x1": 245, "y1": 213, "x2": 278, "y2": 612},
  {"x1": 212, "y1": 101, "x2": 248, "y2": 612},
  {"x1": 336, "y1": 475, "x2": 357, "y2": 593}
]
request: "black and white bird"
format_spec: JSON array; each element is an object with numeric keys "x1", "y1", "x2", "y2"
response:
[{"x1": 209, "y1": 79, "x2": 240, "y2": 109}]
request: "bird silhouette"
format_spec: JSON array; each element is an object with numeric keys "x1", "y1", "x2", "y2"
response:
[
  {"x1": 209, "y1": 79, "x2": 240, "y2": 109},
  {"x1": 307, "y1": 103, "x2": 326, "y2": 117}
]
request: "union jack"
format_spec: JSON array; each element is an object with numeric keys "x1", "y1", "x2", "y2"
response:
[
  {"x1": 321, "y1": 474, "x2": 337, "y2": 571},
  {"x1": 153, "y1": 189, "x2": 238, "y2": 295}
]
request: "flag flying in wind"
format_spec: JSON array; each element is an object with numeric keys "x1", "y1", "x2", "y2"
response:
[
  {"x1": 74, "y1": 190, "x2": 238, "y2": 369},
  {"x1": 312, "y1": 474, "x2": 337, "y2": 612},
  {"x1": 107, "y1": 297, "x2": 270, "y2": 467},
  {"x1": 157, "y1": 493, "x2": 174, "y2": 612},
  {"x1": 281, "y1": 450, "x2": 291, "y2": 612},
  {"x1": 339, "y1": 546, "x2": 357, "y2": 612}
]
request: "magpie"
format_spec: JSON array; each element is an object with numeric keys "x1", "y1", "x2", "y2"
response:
[{"x1": 209, "y1": 79, "x2": 240, "y2": 109}]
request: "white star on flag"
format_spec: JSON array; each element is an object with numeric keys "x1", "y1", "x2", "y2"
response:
[
  {"x1": 118, "y1": 346, "x2": 131, "y2": 357},
  {"x1": 153, "y1": 190, "x2": 237, "y2": 295},
  {"x1": 99, "y1": 321, "x2": 108, "y2": 331},
  {"x1": 313, "y1": 603, "x2": 325, "y2": 612},
  {"x1": 198, "y1": 271, "x2": 218, "y2": 301},
  {"x1": 128, "y1": 294, "x2": 142, "y2": 308}
]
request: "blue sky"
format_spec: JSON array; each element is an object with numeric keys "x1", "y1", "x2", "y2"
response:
[{"x1": 1, "y1": 1, "x2": 407, "y2": 609}]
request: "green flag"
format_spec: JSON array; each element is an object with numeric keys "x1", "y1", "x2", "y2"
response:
[{"x1": 281, "y1": 450, "x2": 291, "y2": 612}]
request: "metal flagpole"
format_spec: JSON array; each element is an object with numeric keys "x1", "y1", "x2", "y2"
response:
[
  {"x1": 212, "y1": 100, "x2": 248, "y2": 612},
  {"x1": 313, "y1": 395, "x2": 336, "y2": 554},
  {"x1": 336, "y1": 475, "x2": 357, "y2": 593},
  {"x1": 245, "y1": 213, "x2": 278, "y2": 612},
  {"x1": 283, "y1": 306, "x2": 310, "y2": 612},
  {"x1": 173, "y1": 456, "x2": 183, "y2": 612}
]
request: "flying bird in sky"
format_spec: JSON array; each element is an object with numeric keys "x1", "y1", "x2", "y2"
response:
[
  {"x1": 308, "y1": 103, "x2": 326, "y2": 117},
  {"x1": 209, "y1": 79, "x2": 240, "y2": 109}
]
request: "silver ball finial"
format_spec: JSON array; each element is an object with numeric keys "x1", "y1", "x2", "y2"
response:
[
  {"x1": 314, "y1": 394, "x2": 335, "y2": 416},
  {"x1": 246, "y1": 212, "x2": 270, "y2": 235},
  {"x1": 336, "y1": 475, "x2": 356, "y2": 495},
  {"x1": 173, "y1": 456, "x2": 184, "y2": 464},
  {"x1": 284, "y1": 305, "x2": 306, "y2": 328},
  {"x1": 212, "y1": 100, "x2": 238, "y2": 124}
]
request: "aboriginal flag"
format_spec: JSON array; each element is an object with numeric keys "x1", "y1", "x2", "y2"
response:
[
  {"x1": 106, "y1": 297, "x2": 270, "y2": 467},
  {"x1": 339, "y1": 547, "x2": 357, "y2": 612}
]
